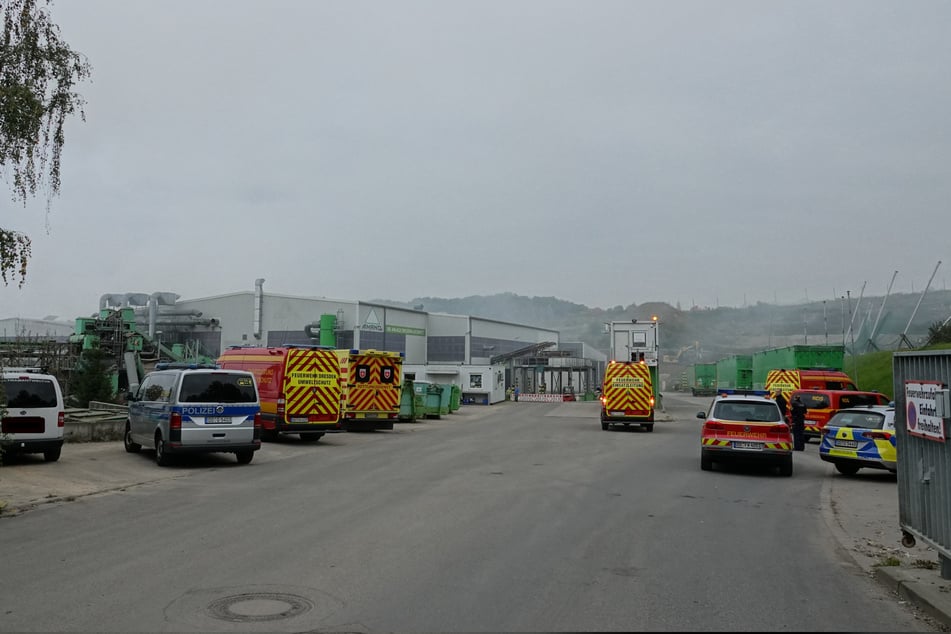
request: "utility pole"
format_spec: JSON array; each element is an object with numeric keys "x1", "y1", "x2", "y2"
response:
[
  {"x1": 867, "y1": 270, "x2": 898, "y2": 352},
  {"x1": 823, "y1": 300, "x2": 828, "y2": 344},
  {"x1": 846, "y1": 291, "x2": 852, "y2": 355},
  {"x1": 900, "y1": 260, "x2": 942, "y2": 350},
  {"x1": 841, "y1": 295, "x2": 847, "y2": 346}
]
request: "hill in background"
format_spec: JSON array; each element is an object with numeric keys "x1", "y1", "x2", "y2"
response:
[{"x1": 379, "y1": 290, "x2": 951, "y2": 366}]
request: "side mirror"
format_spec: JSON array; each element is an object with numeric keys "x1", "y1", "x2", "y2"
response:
[{"x1": 696, "y1": 411, "x2": 706, "y2": 419}]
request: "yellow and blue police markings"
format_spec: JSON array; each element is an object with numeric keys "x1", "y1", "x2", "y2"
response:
[{"x1": 819, "y1": 425, "x2": 897, "y2": 471}]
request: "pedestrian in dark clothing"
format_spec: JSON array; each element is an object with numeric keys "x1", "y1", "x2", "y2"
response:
[
  {"x1": 513, "y1": 386, "x2": 519, "y2": 402},
  {"x1": 790, "y1": 395, "x2": 807, "y2": 451},
  {"x1": 775, "y1": 392, "x2": 788, "y2": 422}
]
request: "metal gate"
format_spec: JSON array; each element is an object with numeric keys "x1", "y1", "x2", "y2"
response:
[{"x1": 893, "y1": 350, "x2": 951, "y2": 579}]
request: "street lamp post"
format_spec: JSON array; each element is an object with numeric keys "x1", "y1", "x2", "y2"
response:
[
  {"x1": 840, "y1": 296, "x2": 846, "y2": 345},
  {"x1": 823, "y1": 300, "x2": 828, "y2": 344}
]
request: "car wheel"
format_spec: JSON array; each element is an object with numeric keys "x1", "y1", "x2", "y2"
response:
[
  {"x1": 262, "y1": 429, "x2": 279, "y2": 442},
  {"x1": 124, "y1": 423, "x2": 142, "y2": 453},
  {"x1": 601, "y1": 421, "x2": 609, "y2": 431},
  {"x1": 43, "y1": 446, "x2": 61, "y2": 462},
  {"x1": 155, "y1": 434, "x2": 172, "y2": 467},
  {"x1": 835, "y1": 462, "x2": 860, "y2": 476},
  {"x1": 235, "y1": 450, "x2": 254, "y2": 464},
  {"x1": 778, "y1": 455, "x2": 793, "y2": 477},
  {"x1": 700, "y1": 452, "x2": 713, "y2": 471},
  {"x1": 644, "y1": 424, "x2": 654, "y2": 432},
  {"x1": 299, "y1": 432, "x2": 324, "y2": 442}
]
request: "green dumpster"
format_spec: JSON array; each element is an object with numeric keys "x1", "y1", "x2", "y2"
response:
[
  {"x1": 398, "y1": 379, "x2": 418, "y2": 422},
  {"x1": 449, "y1": 385, "x2": 461, "y2": 412},
  {"x1": 414, "y1": 381, "x2": 443, "y2": 419},
  {"x1": 436, "y1": 383, "x2": 452, "y2": 416}
]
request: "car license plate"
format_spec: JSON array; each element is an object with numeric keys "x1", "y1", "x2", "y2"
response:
[
  {"x1": 364, "y1": 413, "x2": 379, "y2": 419},
  {"x1": 835, "y1": 439, "x2": 858, "y2": 449},
  {"x1": 206, "y1": 416, "x2": 231, "y2": 424},
  {"x1": 609, "y1": 411, "x2": 625, "y2": 417},
  {"x1": 289, "y1": 417, "x2": 308, "y2": 423},
  {"x1": 733, "y1": 441, "x2": 763, "y2": 450}
]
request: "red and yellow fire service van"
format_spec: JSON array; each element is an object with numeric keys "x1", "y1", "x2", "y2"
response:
[
  {"x1": 335, "y1": 349, "x2": 404, "y2": 431},
  {"x1": 790, "y1": 388, "x2": 891, "y2": 441},
  {"x1": 216, "y1": 345, "x2": 342, "y2": 441},
  {"x1": 765, "y1": 369, "x2": 857, "y2": 406},
  {"x1": 600, "y1": 360, "x2": 655, "y2": 432}
]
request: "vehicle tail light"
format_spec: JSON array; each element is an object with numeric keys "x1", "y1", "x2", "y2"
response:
[
  {"x1": 866, "y1": 431, "x2": 892, "y2": 440},
  {"x1": 649, "y1": 397, "x2": 655, "y2": 407},
  {"x1": 253, "y1": 412, "x2": 262, "y2": 440},
  {"x1": 768, "y1": 424, "x2": 789, "y2": 438},
  {"x1": 57, "y1": 411, "x2": 65, "y2": 428},
  {"x1": 169, "y1": 411, "x2": 182, "y2": 444},
  {"x1": 277, "y1": 398, "x2": 285, "y2": 421},
  {"x1": 704, "y1": 422, "x2": 726, "y2": 432}
]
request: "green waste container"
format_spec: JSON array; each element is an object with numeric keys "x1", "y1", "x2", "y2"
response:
[
  {"x1": 449, "y1": 385, "x2": 461, "y2": 412},
  {"x1": 414, "y1": 381, "x2": 443, "y2": 419},
  {"x1": 398, "y1": 380, "x2": 418, "y2": 422},
  {"x1": 436, "y1": 383, "x2": 452, "y2": 416}
]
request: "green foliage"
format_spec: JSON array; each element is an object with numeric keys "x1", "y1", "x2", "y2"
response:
[
  {"x1": 849, "y1": 350, "x2": 895, "y2": 397},
  {"x1": 848, "y1": 343, "x2": 951, "y2": 399},
  {"x1": 69, "y1": 348, "x2": 114, "y2": 407},
  {"x1": 0, "y1": 228, "x2": 30, "y2": 286},
  {"x1": 0, "y1": 0, "x2": 91, "y2": 286},
  {"x1": 926, "y1": 319, "x2": 951, "y2": 345}
]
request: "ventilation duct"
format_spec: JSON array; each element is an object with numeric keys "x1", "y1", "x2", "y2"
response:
[{"x1": 253, "y1": 278, "x2": 265, "y2": 339}]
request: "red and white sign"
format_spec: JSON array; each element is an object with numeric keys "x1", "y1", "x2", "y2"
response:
[{"x1": 904, "y1": 380, "x2": 946, "y2": 443}]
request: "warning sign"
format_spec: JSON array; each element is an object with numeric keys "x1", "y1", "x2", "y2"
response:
[{"x1": 905, "y1": 380, "x2": 946, "y2": 442}]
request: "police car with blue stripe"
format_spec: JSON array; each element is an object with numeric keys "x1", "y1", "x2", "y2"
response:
[{"x1": 125, "y1": 363, "x2": 262, "y2": 466}]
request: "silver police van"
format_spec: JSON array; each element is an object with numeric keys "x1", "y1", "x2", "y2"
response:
[{"x1": 125, "y1": 363, "x2": 261, "y2": 466}]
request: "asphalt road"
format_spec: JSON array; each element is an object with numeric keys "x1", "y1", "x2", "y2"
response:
[{"x1": 0, "y1": 395, "x2": 943, "y2": 632}]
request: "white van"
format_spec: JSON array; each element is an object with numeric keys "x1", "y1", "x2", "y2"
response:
[{"x1": 1, "y1": 368, "x2": 66, "y2": 462}]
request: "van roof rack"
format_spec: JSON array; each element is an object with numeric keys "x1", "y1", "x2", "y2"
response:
[{"x1": 155, "y1": 362, "x2": 219, "y2": 370}]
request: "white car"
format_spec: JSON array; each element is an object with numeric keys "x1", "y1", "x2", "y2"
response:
[{"x1": 1, "y1": 368, "x2": 66, "y2": 462}]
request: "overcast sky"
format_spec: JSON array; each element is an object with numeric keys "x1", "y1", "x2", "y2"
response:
[{"x1": 2, "y1": 0, "x2": 950, "y2": 320}]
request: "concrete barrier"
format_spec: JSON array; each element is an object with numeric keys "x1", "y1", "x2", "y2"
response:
[
  {"x1": 63, "y1": 403, "x2": 127, "y2": 443},
  {"x1": 64, "y1": 419, "x2": 125, "y2": 443}
]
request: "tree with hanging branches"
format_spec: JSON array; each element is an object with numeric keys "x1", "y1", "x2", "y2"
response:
[{"x1": 0, "y1": 0, "x2": 90, "y2": 287}]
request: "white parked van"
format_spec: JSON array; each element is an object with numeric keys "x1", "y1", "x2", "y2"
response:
[{"x1": 1, "y1": 368, "x2": 66, "y2": 462}]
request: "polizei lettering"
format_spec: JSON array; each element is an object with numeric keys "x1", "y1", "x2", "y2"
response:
[{"x1": 183, "y1": 406, "x2": 225, "y2": 415}]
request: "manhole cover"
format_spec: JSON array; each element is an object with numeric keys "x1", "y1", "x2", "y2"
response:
[{"x1": 206, "y1": 592, "x2": 314, "y2": 622}]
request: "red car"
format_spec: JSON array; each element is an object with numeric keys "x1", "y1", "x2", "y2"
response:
[{"x1": 697, "y1": 392, "x2": 793, "y2": 476}]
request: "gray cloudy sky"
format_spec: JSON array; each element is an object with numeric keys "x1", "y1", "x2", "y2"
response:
[{"x1": 2, "y1": 0, "x2": 950, "y2": 320}]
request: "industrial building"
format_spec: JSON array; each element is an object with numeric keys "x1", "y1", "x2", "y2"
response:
[{"x1": 2, "y1": 280, "x2": 607, "y2": 405}]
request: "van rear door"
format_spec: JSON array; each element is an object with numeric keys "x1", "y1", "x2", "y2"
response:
[{"x1": 283, "y1": 348, "x2": 341, "y2": 424}]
